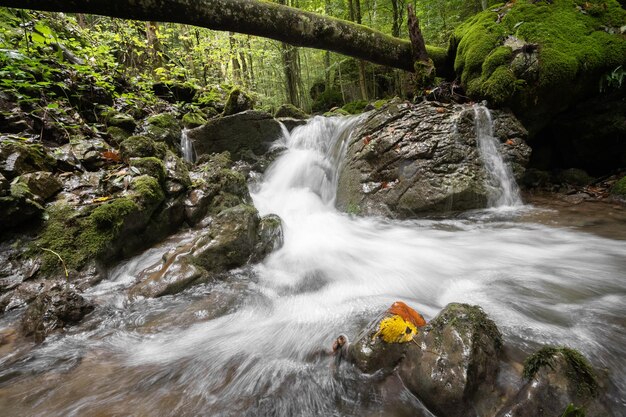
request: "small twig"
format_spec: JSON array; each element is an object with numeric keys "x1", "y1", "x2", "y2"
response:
[{"x1": 40, "y1": 247, "x2": 70, "y2": 288}]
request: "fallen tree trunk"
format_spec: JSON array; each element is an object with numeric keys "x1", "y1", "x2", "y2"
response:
[{"x1": 0, "y1": 0, "x2": 421, "y2": 72}]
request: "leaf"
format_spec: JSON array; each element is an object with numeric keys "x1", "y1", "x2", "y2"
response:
[
  {"x1": 387, "y1": 301, "x2": 427, "y2": 328},
  {"x1": 46, "y1": 103, "x2": 59, "y2": 109},
  {"x1": 92, "y1": 196, "x2": 111, "y2": 203},
  {"x1": 101, "y1": 150, "x2": 121, "y2": 162},
  {"x1": 372, "y1": 315, "x2": 418, "y2": 344}
]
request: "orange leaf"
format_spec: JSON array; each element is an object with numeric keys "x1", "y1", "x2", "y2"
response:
[
  {"x1": 363, "y1": 136, "x2": 371, "y2": 145},
  {"x1": 505, "y1": 139, "x2": 515, "y2": 146},
  {"x1": 388, "y1": 301, "x2": 427, "y2": 328},
  {"x1": 102, "y1": 150, "x2": 121, "y2": 162},
  {"x1": 436, "y1": 107, "x2": 445, "y2": 113}
]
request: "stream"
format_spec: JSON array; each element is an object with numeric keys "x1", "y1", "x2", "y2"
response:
[{"x1": 0, "y1": 115, "x2": 625, "y2": 417}]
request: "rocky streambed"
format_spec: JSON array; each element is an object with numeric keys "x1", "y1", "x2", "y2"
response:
[{"x1": 1, "y1": 99, "x2": 625, "y2": 417}]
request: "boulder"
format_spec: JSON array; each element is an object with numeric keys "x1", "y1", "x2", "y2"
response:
[
  {"x1": 119, "y1": 135, "x2": 166, "y2": 160},
  {"x1": 0, "y1": 139, "x2": 55, "y2": 180},
  {"x1": 20, "y1": 283, "x2": 94, "y2": 343},
  {"x1": 398, "y1": 303, "x2": 502, "y2": 417},
  {"x1": 103, "y1": 110, "x2": 137, "y2": 133},
  {"x1": 495, "y1": 347, "x2": 608, "y2": 417},
  {"x1": 347, "y1": 301, "x2": 427, "y2": 374},
  {"x1": 223, "y1": 87, "x2": 253, "y2": 116},
  {"x1": 190, "y1": 204, "x2": 260, "y2": 272},
  {"x1": 0, "y1": 179, "x2": 44, "y2": 231},
  {"x1": 336, "y1": 100, "x2": 530, "y2": 217},
  {"x1": 251, "y1": 214, "x2": 284, "y2": 262},
  {"x1": 274, "y1": 104, "x2": 308, "y2": 119},
  {"x1": 182, "y1": 109, "x2": 208, "y2": 129},
  {"x1": 144, "y1": 113, "x2": 182, "y2": 150},
  {"x1": 186, "y1": 111, "x2": 282, "y2": 161},
  {"x1": 17, "y1": 171, "x2": 62, "y2": 201},
  {"x1": 71, "y1": 137, "x2": 113, "y2": 171},
  {"x1": 163, "y1": 150, "x2": 191, "y2": 196}
]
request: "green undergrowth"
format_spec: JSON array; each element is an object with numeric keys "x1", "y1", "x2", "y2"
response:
[{"x1": 451, "y1": 0, "x2": 626, "y2": 111}]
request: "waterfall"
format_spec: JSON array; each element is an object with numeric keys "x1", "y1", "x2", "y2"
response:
[
  {"x1": 180, "y1": 128, "x2": 194, "y2": 163},
  {"x1": 473, "y1": 104, "x2": 522, "y2": 207}
]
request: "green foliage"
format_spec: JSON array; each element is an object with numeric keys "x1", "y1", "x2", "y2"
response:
[
  {"x1": 312, "y1": 88, "x2": 343, "y2": 112},
  {"x1": 342, "y1": 100, "x2": 368, "y2": 114},
  {"x1": 561, "y1": 403, "x2": 586, "y2": 417},
  {"x1": 611, "y1": 176, "x2": 626, "y2": 197}
]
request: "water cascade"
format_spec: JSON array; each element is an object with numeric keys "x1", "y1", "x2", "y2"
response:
[
  {"x1": 180, "y1": 128, "x2": 194, "y2": 163},
  {"x1": 1, "y1": 117, "x2": 624, "y2": 416},
  {"x1": 473, "y1": 104, "x2": 522, "y2": 207}
]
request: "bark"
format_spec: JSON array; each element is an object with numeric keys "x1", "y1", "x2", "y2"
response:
[
  {"x1": 229, "y1": 32, "x2": 242, "y2": 85},
  {"x1": 0, "y1": 0, "x2": 421, "y2": 72},
  {"x1": 407, "y1": 4, "x2": 429, "y2": 64}
]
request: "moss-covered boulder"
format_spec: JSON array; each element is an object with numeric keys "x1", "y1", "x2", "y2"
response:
[
  {"x1": 398, "y1": 303, "x2": 503, "y2": 417},
  {"x1": 274, "y1": 104, "x2": 308, "y2": 119},
  {"x1": 144, "y1": 113, "x2": 182, "y2": 149},
  {"x1": 496, "y1": 346, "x2": 608, "y2": 417},
  {"x1": 106, "y1": 126, "x2": 132, "y2": 146},
  {"x1": 103, "y1": 110, "x2": 137, "y2": 133},
  {"x1": 129, "y1": 157, "x2": 167, "y2": 185},
  {"x1": 0, "y1": 178, "x2": 44, "y2": 231},
  {"x1": 450, "y1": 0, "x2": 626, "y2": 138},
  {"x1": 223, "y1": 87, "x2": 253, "y2": 116},
  {"x1": 119, "y1": 135, "x2": 166, "y2": 160},
  {"x1": 182, "y1": 109, "x2": 208, "y2": 129}
]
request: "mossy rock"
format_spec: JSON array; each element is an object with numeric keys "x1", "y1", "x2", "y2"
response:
[
  {"x1": 130, "y1": 157, "x2": 166, "y2": 185},
  {"x1": 106, "y1": 126, "x2": 131, "y2": 146},
  {"x1": 342, "y1": 100, "x2": 368, "y2": 115},
  {"x1": 145, "y1": 113, "x2": 181, "y2": 148},
  {"x1": 104, "y1": 111, "x2": 136, "y2": 133},
  {"x1": 611, "y1": 175, "x2": 626, "y2": 197},
  {"x1": 119, "y1": 135, "x2": 164, "y2": 160},
  {"x1": 129, "y1": 175, "x2": 165, "y2": 209},
  {"x1": 223, "y1": 87, "x2": 253, "y2": 116},
  {"x1": 182, "y1": 109, "x2": 207, "y2": 129},
  {"x1": 274, "y1": 104, "x2": 308, "y2": 119},
  {"x1": 450, "y1": 0, "x2": 626, "y2": 133}
]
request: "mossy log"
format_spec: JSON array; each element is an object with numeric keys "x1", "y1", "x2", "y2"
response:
[{"x1": 0, "y1": 0, "x2": 443, "y2": 72}]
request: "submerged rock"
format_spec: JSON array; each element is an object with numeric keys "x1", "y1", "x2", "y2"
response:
[
  {"x1": 336, "y1": 100, "x2": 530, "y2": 217},
  {"x1": 186, "y1": 111, "x2": 282, "y2": 162},
  {"x1": 251, "y1": 214, "x2": 284, "y2": 262},
  {"x1": 20, "y1": 283, "x2": 94, "y2": 343}
]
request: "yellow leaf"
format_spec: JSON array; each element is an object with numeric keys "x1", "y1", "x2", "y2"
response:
[
  {"x1": 372, "y1": 315, "x2": 418, "y2": 344},
  {"x1": 92, "y1": 196, "x2": 111, "y2": 203}
]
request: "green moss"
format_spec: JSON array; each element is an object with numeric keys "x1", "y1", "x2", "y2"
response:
[
  {"x1": 430, "y1": 303, "x2": 503, "y2": 351},
  {"x1": 450, "y1": 0, "x2": 626, "y2": 115},
  {"x1": 182, "y1": 110, "x2": 207, "y2": 128},
  {"x1": 346, "y1": 202, "x2": 361, "y2": 215},
  {"x1": 426, "y1": 45, "x2": 449, "y2": 71},
  {"x1": 312, "y1": 88, "x2": 343, "y2": 113},
  {"x1": 130, "y1": 157, "x2": 166, "y2": 184},
  {"x1": 223, "y1": 87, "x2": 253, "y2": 116},
  {"x1": 146, "y1": 113, "x2": 178, "y2": 129},
  {"x1": 342, "y1": 100, "x2": 368, "y2": 114},
  {"x1": 610, "y1": 176, "x2": 626, "y2": 197},
  {"x1": 106, "y1": 126, "x2": 131, "y2": 146},
  {"x1": 90, "y1": 198, "x2": 138, "y2": 231},
  {"x1": 481, "y1": 66, "x2": 518, "y2": 105},
  {"x1": 10, "y1": 179, "x2": 33, "y2": 200},
  {"x1": 523, "y1": 346, "x2": 598, "y2": 397},
  {"x1": 274, "y1": 103, "x2": 308, "y2": 119},
  {"x1": 130, "y1": 175, "x2": 165, "y2": 207},
  {"x1": 119, "y1": 135, "x2": 157, "y2": 160}
]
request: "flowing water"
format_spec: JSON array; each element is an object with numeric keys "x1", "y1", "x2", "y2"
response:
[
  {"x1": 473, "y1": 104, "x2": 522, "y2": 207},
  {"x1": 1, "y1": 115, "x2": 625, "y2": 417},
  {"x1": 181, "y1": 129, "x2": 194, "y2": 163}
]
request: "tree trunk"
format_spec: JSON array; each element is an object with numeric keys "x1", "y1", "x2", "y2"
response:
[
  {"x1": 1, "y1": 0, "x2": 427, "y2": 72},
  {"x1": 76, "y1": 13, "x2": 87, "y2": 28},
  {"x1": 354, "y1": 0, "x2": 368, "y2": 101},
  {"x1": 229, "y1": 32, "x2": 242, "y2": 85},
  {"x1": 391, "y1": 0, "x2": 400, "y2": 38},
  {"x1": 145, "y1": 21, "x2": 161, "y2": 66}
]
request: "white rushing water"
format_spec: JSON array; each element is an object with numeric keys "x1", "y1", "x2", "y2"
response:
[
  {"x1": 473, "y1": 103, "x2": 522, "y2": 207},
  {"x1": 1, "y1": 115, "x2": 625, "y2": 416},
  {"x1": 180, "y1": 128, "x2": 194, "y2": 163}
]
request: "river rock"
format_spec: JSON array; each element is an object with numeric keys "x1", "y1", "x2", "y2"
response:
[
  {"x1": 0, "y1": 179, "x2": 44, "y2": 230},
  {"x1": 190, "y1": 204, "x2": 260, "y2": 272},
  {"x1": 251, "y1": 214, "x2": 284, "y2": 262},
  {"x1": 495, "y1": 347, "x2": 608, "y2": 417},
  {"x1": 71, "y1": 137, "x2": 112, "y2": 171},
  {"x1": 398, "y1": 303, "x2": 502, "y2": 417},
  {"x1": 20, "y1": 283, "x2": 94, "y2": 343},
  {"x1": 186, "y1": 111, "x2": 282, "y2": 161},
  {"x1": 336, "y1": 100, "x2": 530, "y2": 217},
  {"x1": 163, "y1": 150, "x2": 191, "y2": 196}
]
